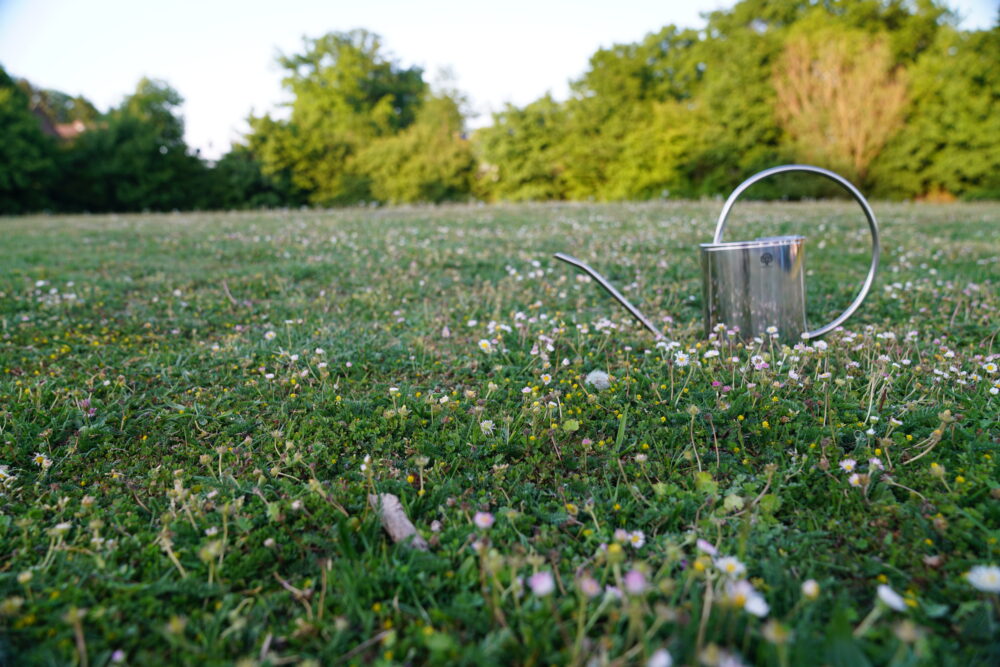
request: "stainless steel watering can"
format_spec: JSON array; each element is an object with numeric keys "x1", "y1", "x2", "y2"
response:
[{"x1": 554, "y1": 165, "x2": 880, "y2": 342}]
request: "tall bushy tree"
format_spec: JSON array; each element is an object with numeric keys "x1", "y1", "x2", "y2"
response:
[
  {"x1": 869, "y1": 26, "x2": 1000, "y2": 199},
  {"x1": 354, "y1": 93, "x2": 475, "y2": 204},
  {"x1": 58, "y1": 78, "x2": 209, "y2": 211},
  {"x1": 475, "y1": 95, "x2": 569, "y2": 201},
  {"x1": 563, "y1": 26, "x2": 701, "y2": 200},
  {"x1": 248, "y1": 30, "x2": 427, "y2": 205},
  {"x1": 774, "y1": 26, "x2": 908, "y2": 183},
  {"x1": 209, "y1": 144, "x2": 306, "y2": 209},
  {"x1": 0, "y1": 66, "x2": 57, "y2": 214}
]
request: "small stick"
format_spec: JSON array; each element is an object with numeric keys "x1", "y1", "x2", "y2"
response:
[
  {"x1": 368, "y1": 493, "x2": 429, "y2": 551},
  {"x1": 221, "y1": 280, "x2": 238, "y2": 306}
]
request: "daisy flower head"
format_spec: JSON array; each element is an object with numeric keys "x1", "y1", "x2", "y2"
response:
[
  {"x1": 528, "y1": 570, "x2": 555, "y2": 596},
  {"x1": 966, "y1": 565, "x2": 1000, "y2": 593},
  {"x1": 725, "y1": 579, "x2": 769, "y2": 617},
  {"x1": 50, "y1": 521, "x2": 72, "y2": 537},
  {"x1": 983, "y1": 362, "x2": 998, "y2": 374},
  {"x1": 478, "y1": 339, "x2": 493, "y2": 354},
  {"x1": 696, "y1": 538, "x2": 718, "y2": 556},
  {"x1": 801, "y1": 579, "x2": 820, "y2": 599},
  {"x1": 479, "y1": 419, "x2": 495, "y2": 435},
  {"x1": 848, "y1": 473, "x2": 862, "y2": 487},
  {"x1": 473, "y1": 511, "x2": 495, "y2": 530},
  {"x1": 628, "y1": 530, "x2": 645, "y2": 549},
  {"x1": 647, "y1": 648, "x2": 673, "y2": 667},
  {"x1": 264, "y1": 331, "x2": 276, "y2": 341},
  {"x1": 540, "y1": 373, "x2": 552, "y2": 385},
  {"x1": 577, "y1": 575, "x2": 601, "y2": 598},
  {"x1": 877, "y1": 584, "x2": 907, "y2": 611},
  {"x1": 33, "y1": 452, "x2": 53, "y2": 470},
  {"x1": 839, "y1": 458, "x2": 857, "y2": 473},
  {"x1": 623, "y1": 569, "x2": 647, "y2": 595},
  {"x1": 715, "y1": 555, "x2": 747, "y2": 578}
]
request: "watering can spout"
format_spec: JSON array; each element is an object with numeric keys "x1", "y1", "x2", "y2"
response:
[{"x1": 553, "y1": 253, "x2": 664, "y2": 339}]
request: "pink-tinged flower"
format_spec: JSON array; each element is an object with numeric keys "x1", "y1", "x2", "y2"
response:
[
  {"x1": 624, "y1": 569, "x2": 647, "y2": 595},
  {"x1": 529, "y1": 571, "x2": 555, "y2": 596},
  {"x1": 577, "y1": 575, "x2": 601, "y2": 598},
  {"x1": 869, "y1": 457, "x2": 884, "y2": 471},
  {"x1": 473, "y1": 511, "x2": 494, "y2": 530},
  {"x1": 647, "y1": 649, "x2": 673, "y2": 667},
  {"x1": 848, "y1": 473, "x2": 862, "y2": 487},
  {"x1": 696, "y1": 538, "x2": 718, "y2": 556},
  {"x1": 613, "y1": 528, "x2": 629, "y2": 543},
  {"x1": 840, "y1": 458, "x2": 857, "y2": 473}
]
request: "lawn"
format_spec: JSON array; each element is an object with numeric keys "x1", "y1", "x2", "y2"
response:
[{"x1": 0, "y1": 201, "x2": 998, "y2": 666}]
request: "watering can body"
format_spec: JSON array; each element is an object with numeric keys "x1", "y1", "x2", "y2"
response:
[
  {"x1": 555, "y1": 165, "x2": 880, "y2": 343},
  {"x1": 700, "y1": 235, "x2": 806, "y2": 340}
]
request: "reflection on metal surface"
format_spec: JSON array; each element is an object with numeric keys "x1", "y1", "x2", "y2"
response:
[{"x1": 700, "y1": 236, "x2": 806, "y2": 340}]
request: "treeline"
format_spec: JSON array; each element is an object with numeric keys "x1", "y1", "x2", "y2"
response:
[{"x1": 2, "y1": 0, "x2": 998, "y2": 214}]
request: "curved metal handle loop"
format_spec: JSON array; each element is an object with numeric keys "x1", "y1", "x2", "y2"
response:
[{"x1": 713, "y1": 164, "x2": 880, "y2": 340}]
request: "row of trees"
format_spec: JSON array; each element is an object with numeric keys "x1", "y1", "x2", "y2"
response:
[{"x1": 1, "y1": 0, "x2": 997, "y2": 214}]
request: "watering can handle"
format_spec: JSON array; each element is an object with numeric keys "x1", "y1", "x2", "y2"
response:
[{"x1": 713, "y1": 164, "x2": 880, "y2": 340}]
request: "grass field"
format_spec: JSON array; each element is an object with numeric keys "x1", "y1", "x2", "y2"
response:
[{"x1": 1, "y1": 202, "x2": 998, "y2": 666}]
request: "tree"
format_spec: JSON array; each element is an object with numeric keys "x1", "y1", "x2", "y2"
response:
[
  {"x1": 869, "y1": 26, "x2": 1000, "y2": 199},
  {"x1": 354, "y1": 93, "x2": 475, "y2": 204},
  {"x1": 773, "y1": 26, "x2": 908, "y2": 184},
  {"x1": 209, "y1": 144, "x2": 306, "y2": 209},
  {"x1": 475, "y1": 96, "x2": 569, "y2": 201},
  {"x1": 57, "y1": 78, "x2": 210, "y2": 211},
  {"x1": 0, "y1": 66, "x2": 57, "y2": 213},
  {"x1": 248, "y1": 30, "x2": 427, "y2": 205},
  {"x1": 558, "y1": 26, "x2": 704, "y2": 199},
  {"x1": 602, "y1": 100, "x2": 704, "y2": 200}
]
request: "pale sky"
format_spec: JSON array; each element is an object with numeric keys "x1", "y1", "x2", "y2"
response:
[{"x1": 1, "y1": 0, "x2": 995, "y2": 159}]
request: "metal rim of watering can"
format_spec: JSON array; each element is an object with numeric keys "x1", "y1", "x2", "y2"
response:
[{"x1": 712, "y1": 164, "x2": 880, "y2": 340}]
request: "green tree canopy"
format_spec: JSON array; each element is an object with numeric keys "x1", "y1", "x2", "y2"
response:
[
  {"x1": 475, "y1": 95, "x2": 570, "y2": 201},
  {"x1": 248, "y1": 29, "x2": 428, "y2": 205},
  {"x1": 869, "y1": 26, "x2": 1000, "y2": 199},
  {"x1": 57, "y1": 78, "x2": 209, "y2": 212},
  {"x1": 355, "y1": 93, "x2": 475, "y2": 204},
  {"x1": 0, "y1": 65, "x2": 57, "y2": 214}
]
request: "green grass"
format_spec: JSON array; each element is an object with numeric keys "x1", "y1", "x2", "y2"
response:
[{"x1": 1, "y1": 201, "x2": 998, "y2": 666}]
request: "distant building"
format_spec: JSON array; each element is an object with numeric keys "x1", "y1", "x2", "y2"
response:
[
  {"x1": 54, "y1": 119, "x2": 87, "y2": 140},
  {"x1": 30, "y1": 102, "x2": 89, "y2": 141}
]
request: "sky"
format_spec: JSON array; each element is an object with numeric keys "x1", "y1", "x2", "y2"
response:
[{"x1": 1, "y1": 0, "x2": 995, "y2": 159}]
